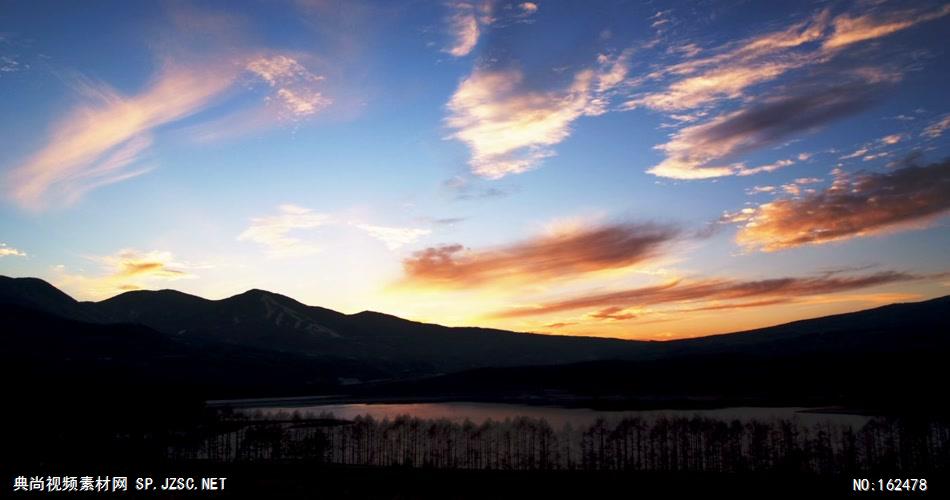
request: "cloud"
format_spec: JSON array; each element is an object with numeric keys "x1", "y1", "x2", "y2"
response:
[
  {"x1": 724, "y1": 160, "x2": 950, "y2": 251},
  {"x1": 647, "y1": 81, "x2": 879, "y2": 179},
  {"x1": 246, "y1": 55, "x2": 330, "y2": 117},
  {"x1": 746, "y1": 185, "x2": 776, "y2": 195},
  {"x1": 446, "y1": 69, "x2": 590, "y2": 178},
  {"x1": 444, "y1": 1, "x2": 493, "y2": 57},
  {"x1": 588, "y1": 306, "x2": 637, "y2": 321},
  {"x1": 629, "y1": 4, "x2": 947, "y2": 114},
  {"x1": 543, "y1": 321, "x2": 576, "y2": 329},
  {"x1": 53, "y1": 249, "x2": 195, "y2": 300},
  {"x1": 626, "y1": 11, "x2": 831, "y2": 112},
  {"x1": 492, "y1": 270, "x2": 922, "y2": 318},
  {"x1": 97, "y1": 249, "x2": 189, "y2": 279},
  {"x1": 922, "y1": 113, "x2": 950, "y2": 139},
  {"x1": 5, "y1": 64, "x2": 237, "y2": 210},
  {"x1": 518, "y1": 2, "x2": 538, "y2": 15},
  {"x1": 446, "y1": 58, "x2": 625, "y2": 179},
  {"x1": 443, "y1": 175, "x2": 513, "y2": 200},
  {"x1": 879, "y1": 133, "x2": 905, "y2": 145},
  {"x1": 630, "y1": 61, "x2": 806, "y2": 113},
  {"x1": 354, "y1": 224, "x2": 431, "y2": 250},
  {"x1": 822, "y1": 4, "x2": 950, "y2": 50},
  {"x1": 400, "y1": 221, "x2": 679, "y2": 288},
  {"x1": 0, "y1": 55, "x2": 26, "y2": 73},
  {"x1": 0, "y1": 243, "x2": 26, "y2": 257},
  {"x1": 238, "y1": 204, "x2": 332, "y2": 258}
]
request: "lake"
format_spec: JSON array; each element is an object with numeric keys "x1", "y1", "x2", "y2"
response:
[{"x1": 232, "y1": 401, "x2": 872, "y2": 429}]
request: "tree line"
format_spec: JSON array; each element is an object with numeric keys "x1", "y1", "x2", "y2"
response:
[{"x1": 163, "y1": 410, "x2": 949, "y2": 474}]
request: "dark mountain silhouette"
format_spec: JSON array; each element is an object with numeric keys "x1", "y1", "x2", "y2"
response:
[
  {"x1": 362, "y1": 296, "x2": 950, "y2": 410},
  {"x1": 0, "y1": 275, "x2": 102, "y2": 322},
  {"x1": 2, "y1": 276, "x2": 661, "y2": 376},
  {"x1": 0, "y1": 302, "x2": 387, "y2": 400},
  {"x1": 1, "y1": 275, "x2": 948, "y2": 408}
]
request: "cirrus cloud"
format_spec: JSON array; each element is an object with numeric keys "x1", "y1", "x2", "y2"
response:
[
  {"x1": 492, "y1": 270, "x2": 925, "y2": 319},
  {"x1": 5, "y1": 64, "x2": 237, "y2": 210}
]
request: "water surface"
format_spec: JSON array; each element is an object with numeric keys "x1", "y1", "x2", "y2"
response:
[{"x1": 243, "y1": 401, "x2": 871, "y2": 428}]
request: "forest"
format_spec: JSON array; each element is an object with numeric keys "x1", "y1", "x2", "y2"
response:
[{"x1": 162, "y1": 410, "x2": 949, "y2": 475}]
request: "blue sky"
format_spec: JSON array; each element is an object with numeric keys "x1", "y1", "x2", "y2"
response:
[{"x1": 1, "y1": 0, "x2": 949, "y2": 339}]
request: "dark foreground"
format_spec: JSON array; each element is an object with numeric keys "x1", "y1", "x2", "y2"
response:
[
  {"x1": 3, "y1": 404, "x2": 947, "y2": 499},
  {"x1": 8, "y1": 463, "x2": 933, "y2": 499}
]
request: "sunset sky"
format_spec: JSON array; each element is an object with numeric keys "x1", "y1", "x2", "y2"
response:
[{"x1": 1, "y1": 0, "x2": 949, "y2": 340}]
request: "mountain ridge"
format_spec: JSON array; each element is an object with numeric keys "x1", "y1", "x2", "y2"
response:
[{"x1": 2, "y1": 275, "x2": 948, "y2": 381}]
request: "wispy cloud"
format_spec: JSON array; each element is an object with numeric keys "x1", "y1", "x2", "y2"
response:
[
  {"x1": 0, "y1": 243, "x2": 26, "y2": 257},
  {"x1": 354, "y1": 224, "x2": 431, "y2": 250},
  {"x1": 239, "y1": 205, "x2": 432, "y2": 256},
  {"x1": 625, "y1": 3, "x2": 947, "y2": 180},
  {"x1": 922, "y1": 113, "x2": 950, "y2": 139},
  {"x1": 5, "y1": 64, "x2": 237, "y2": 210},
  {"x1": 724, "y1": 160, "x2": 950, "y2": 252},
  {"x1": 444, "y1": 1, "x2": 494, "y2": 57},
  {"x1": 238, "y1": 204, "x2": 332, "y2": 258},
  {"x1": 443, "y1": 175, "x2": 513, "y2": 200},
  {"x1": 822, "y1": 4, "x2": 950, "y2": 50},
  {"x1": 492, "y1": 270, "x2": 923, "y2": 319},
  {"x1": 401, "y1": 221, "x2": 679, "y2": 288},
  {"x1": 0, "y1": 55, "x2": 26, "y2": 74},
  {"x1": 629, "y1": 4, "x2": 947, "y2": 113},
  {"x1": 246, "y1": 55, "x2": 330, "y2": 117},
  {"x1": 648, "y1": 81, "x2": 880, "y2": 179},
  {"x1": 626, "y1": 11, "x2": 831, "y2": 112}
]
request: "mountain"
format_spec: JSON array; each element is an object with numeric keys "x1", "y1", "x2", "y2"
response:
[
  {"x1": 0, "y1": 275, "x2": 102, "y2": 322},
  {"x1": 80, "y1": 281, "x2": 661, "y2": 376},
  {"x1": 359, "y1": 296, "x2": 950, "y2": 409},
  {"x1": 2, "y1": 276, "x2": 948, "y2": 398},
  {"x1": 0, "y1": 302, "x2": 387, "y2": 400}
]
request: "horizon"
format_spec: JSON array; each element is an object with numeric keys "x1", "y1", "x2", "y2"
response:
[
  {"x1": 2, "y1": 0, "x2": 949, "y2": 340},
  {"x1": 4, "y1": 273, "x2": 947, "y2": 343}
]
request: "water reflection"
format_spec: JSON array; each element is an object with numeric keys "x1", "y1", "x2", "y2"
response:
[{"x1": 245, "y1": 402, "x2": 870, "y2": 428}]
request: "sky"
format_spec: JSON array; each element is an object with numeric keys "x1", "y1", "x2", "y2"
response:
[{"x1": 1, "y1": 0, "x2": 949, "y2": 340}]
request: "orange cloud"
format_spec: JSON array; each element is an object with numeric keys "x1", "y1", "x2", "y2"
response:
[
  {"x1": 6, "y1": 64, "x2": 237, "y2": 210},
  {"x1": 922, "y1": 113, "x2": 950, "y2": 139},
  {"x1": 492, "y1": 270, "x2": 923, "y2": 319},
  {"x1": 53, "y1": 249, "x2": 195, "y2": 300},
  {"x1": 102, "y1": 250, "x2": 189, "y2": 279},
  {"x1": 401, "y1": 222, "x2": 679, "y2": 288},
  {"x1": 822, "y1": 4, "x2": 950, "y2": 50},
  {"x1": 588, "y1": 306, "x2": 637, "y2": 321},
  {"x1": 626, "y1": 11, "x2": 831, "y2": 112},
  {"x1": 726, "y1": 160, "x2": 950, "y2": 251},
  {"x1": 630, "y1": 4, "x2": 947, "y2": 114}
]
